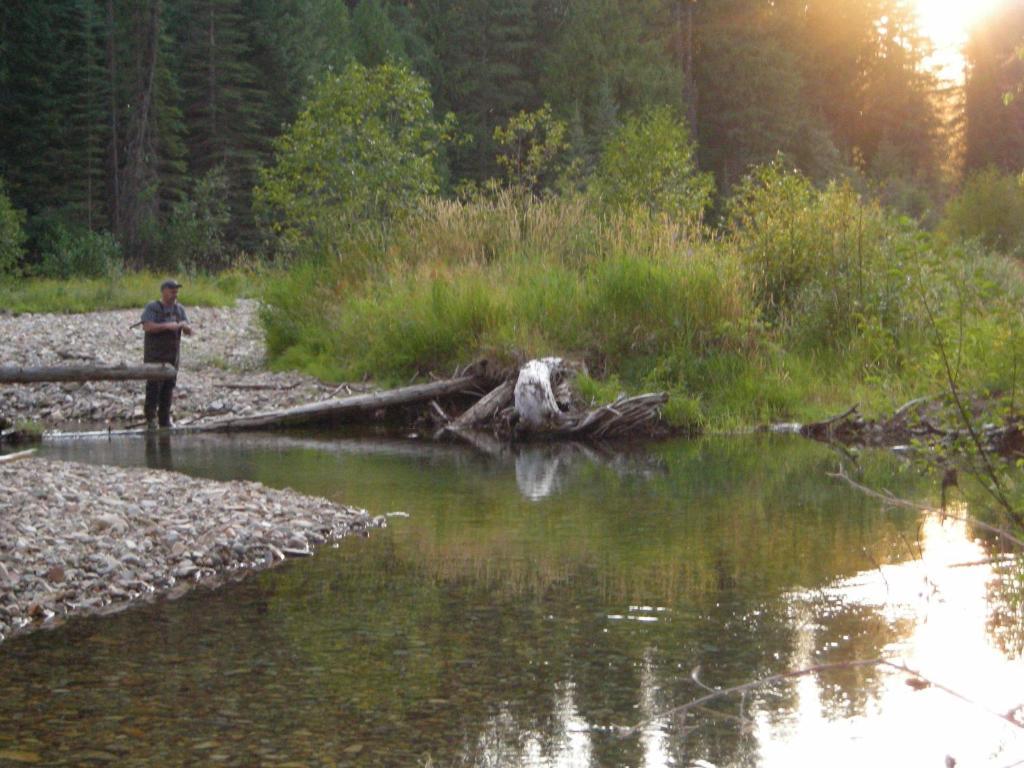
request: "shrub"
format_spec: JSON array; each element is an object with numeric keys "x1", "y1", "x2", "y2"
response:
[
  {"x1": 161, "y1": 166, "x2": 232, "y2": 271},
  {"x1": 493, "y1": 104, "x2": 571, "y2": 193},
  {"x1": 255, "y1": 61, "x2": 454, "y2": 258},
  {"x1": 727, "y1": 160, "x2": 929, "y2": 363},
  {"x1": 35, "y1": 220, "x2": 122, "y2": 279},
  {"x1": 592, "y1": 106, "x2": 715, "y2": 222},
  {"x1": 940, "y1": 167, "x2": 1024, "y2": 255},
  {"x1": 0, "y1": 178, "x2": 26, "y2": 276}
]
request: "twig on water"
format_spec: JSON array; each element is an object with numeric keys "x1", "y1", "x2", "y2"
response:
[
  {"x1": 616, "y1": 657, "x2": 1024, "y2": 738},
  {"x1": 829, "y1": 465, "x2": 1024, "y2": 550}
]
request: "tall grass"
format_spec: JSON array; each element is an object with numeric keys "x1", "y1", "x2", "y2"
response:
[
  {"x1": 262, "y1": 176, "x2": 1024, "y2": 429},
  {"x1": 263, "y1": 192, "x2": 751, "y2": 377},
  {"x1": 0, "y1": 269, "x2": 257, "y2": 314}
]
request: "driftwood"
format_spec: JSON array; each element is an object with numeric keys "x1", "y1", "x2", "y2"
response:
[
  {"x1": 36, "y1": 358, "x2": 668, "y2": 443},
  {"x1": 563, "y1": 392, "x2": 669, "y2": 439},
  {"x1": 768, "y1": 399, "x2": 1024, "y2": 457},
  {"x1": 0, "y1": 363, "x2": 176, "y2": 383},
  {"x1": 189, "y1": 375, "x2": 481, "y2": 432},
  {"x1": 448, "y1": 379, "x2": 515, "y2": 431},
  {"x1": 506, "y1": 358, "x2": 667, "y2": 439},
  {"x1": 0, "y1": 449, "x2": 36, "y2": 464}
]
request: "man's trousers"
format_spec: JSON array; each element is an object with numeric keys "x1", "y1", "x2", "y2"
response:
[{"x1": 144, "y1": 376, "x2": 177, "y2": 426}]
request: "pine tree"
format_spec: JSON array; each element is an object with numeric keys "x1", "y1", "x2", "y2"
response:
[
  {"x1": 117, "y1": 0, "x2": 188, "y2": 265},
  {"x1": 172, "y1": 0, "x2": 270, "y2": 249},
  {"x1": 964, "y1": 4, "x2": 1024, "y2": 172},
  {"x1": 0, "y1": 2, "x2": 73, "y2": 217},
  {"x1": 429, "y1": 0, "x2": 540, "y2": 180},
  {"x1": 60, "y1": 0, "x2": 111, "y2": 231},
  {"x1": 540, "y1": 0, "x2": 681, "y2": 163},
  {"x1": 693, "y1": 0, "x2": 814, "y2": 189},
  {"x1": 249, "y1": 0, "x2": 353, "y2": 123},
  {"x1": 787, "y1": 0, "x2": 943, "y2": 180},
  {"x1": 351, "y1": 0, "x2": 406, "y2": 67}
]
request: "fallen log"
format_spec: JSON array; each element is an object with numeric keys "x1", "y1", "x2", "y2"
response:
[
  {"x1": 448, "y1": 379, "x2": 515, "y2": 431},
  {"x1": 568, "y1": 392, "x2": 669, "y2": 439},
  {"x1": 0, "y1": 449, "x2": 36, "y2": 464},
  {"x1": 0, "y1": 363, "x2": 176, "y2": 383},
  {"x1": 799, "y1": 404, "x2": 859, "y2": 441},
  {"x1": 190, "y1": 375, "x2": 481, "y2": 432}
]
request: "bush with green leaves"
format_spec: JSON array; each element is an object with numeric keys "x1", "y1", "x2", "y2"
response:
[
  {"x1": 162, "y1": 166, "x2": 232, "y2": 271},
  {"x1": 592, "y1": 106, "x2": 714, "y2": 222},
  {"x1": 726, "y1": 161, "x2": 930, "y2": 363},
  {"x1": 940, "y1": 167, "x2": 1024, "y2": 255},
  {"x1": 493, "y1": 104, "x2": 571, "y2": 193},
  {"x1": 0, "y1": 178, "x2": 27, "y2": 276},
  {"x1": 35, "y1": 220, "x2": 122, "y2": 279},
  {"x1": 255, "y1": 61, "x2": 454, "y2": 257}
]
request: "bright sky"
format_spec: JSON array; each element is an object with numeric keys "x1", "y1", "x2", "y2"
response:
[{"x1": 914, "y1": 0, "x2": 1006, "y2": 80}]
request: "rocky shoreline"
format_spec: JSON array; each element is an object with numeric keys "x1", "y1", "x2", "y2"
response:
[
  {"x1": 0, "y1": 299, "x2": 355, "y2": 431},
  {"x1": 0, "y1": 456, "x2": 382, "y2": 644}
]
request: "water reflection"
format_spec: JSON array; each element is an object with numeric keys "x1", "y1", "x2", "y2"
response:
[
  {"x1": 513, "y1": 443, "x2": 667, "y2": 501},
  {"x1": 0, "y1": 434, "x2": 1018, "y2": 766},
  {"x1": 143, "y1": 431, "x2": 174, "y2": 471},
  {"x1": 763, "y1": 512, "x2": 1024, "y2": 767}
]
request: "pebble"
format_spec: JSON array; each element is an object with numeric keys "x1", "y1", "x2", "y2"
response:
[
  {"x1": 0, "y1": 458, "x2": 378, "y2": 643},
  {"x1": 0, "y1": 300, "x2": 350, "y2": 430}
]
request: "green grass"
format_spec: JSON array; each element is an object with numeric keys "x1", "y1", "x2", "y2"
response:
[
  {"x1": 261, "y1": 181, "x2": 1024, "y2": 432},
  {"x1": 0, "y1": 269, "x2": 258, "y2": 314}
]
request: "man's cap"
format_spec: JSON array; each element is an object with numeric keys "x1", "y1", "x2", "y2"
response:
[{"x1": 161, "y1": 279, "x2": 182, "y2": 290}]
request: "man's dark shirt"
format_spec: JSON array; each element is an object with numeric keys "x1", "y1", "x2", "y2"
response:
[{"x1": 141, "y1": 300, "x2": 189, "y2": 365}]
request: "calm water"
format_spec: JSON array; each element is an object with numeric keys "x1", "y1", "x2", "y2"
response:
[{"x1": 1, "y1": 433, "x2": 1021, "y2": 767}]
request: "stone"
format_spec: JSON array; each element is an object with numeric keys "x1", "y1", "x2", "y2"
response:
[{"x1": 0, "y1": 456, "x2": 371, "y2": 645}]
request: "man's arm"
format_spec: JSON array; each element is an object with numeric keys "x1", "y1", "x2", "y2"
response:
[
  {"x1": 142, "y1": 320, "x2": 186, "y2": 333},
  {"x1": 178, "y1": 306, "x2": 193, "y2": 336}
]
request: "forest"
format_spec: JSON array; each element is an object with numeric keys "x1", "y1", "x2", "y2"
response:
[{"x1": 2, "y1": 0, "x2": 1024, "y2": 428}]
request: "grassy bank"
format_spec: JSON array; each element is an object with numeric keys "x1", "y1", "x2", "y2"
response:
[
  {"x1": 0, "y1": 269, "x2": 256, "y2": 314},
  {"x1": 261, "y1": 170, "x2": 1024, "y2": 432}
]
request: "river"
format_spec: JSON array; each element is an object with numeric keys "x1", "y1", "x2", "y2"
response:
[{"x1": 1, "y1": 433, "x2": 1021, "y2": 767}]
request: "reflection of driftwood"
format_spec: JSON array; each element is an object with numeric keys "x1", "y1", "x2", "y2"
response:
[
  {"x1": 619, "y1": 657, "x2": 1024, "y2": 739},
  {"x1": 191, "y1": 376, "x2": 481, "y2": 432},
  {"x1": 0, "y1": 363, "x2": 176, "y2": 383}
]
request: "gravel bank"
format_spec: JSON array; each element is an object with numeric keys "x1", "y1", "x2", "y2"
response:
[
  {"x1": 0, "y1": 299, "x2": 350, "y2": 429},
  {"x1": 0, "y1": 457, "x2": 380, "y2": 643}
]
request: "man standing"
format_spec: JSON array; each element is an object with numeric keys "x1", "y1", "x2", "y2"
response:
[{"x1": 141, "y1": 279, "x2": 192, "y2": 429}]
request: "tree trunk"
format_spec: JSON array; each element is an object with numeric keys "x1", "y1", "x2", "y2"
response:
[
  {"x1": 190, "y1": 376, "x2": 481, "y2": 432},
  {"x1": 0, "y1": 449, "x2": 36, "y2": 465},
  {"x1": 106, "y1": 0, "x2": 121, "y2": 237},
  {"x1": 512, "y1": 358, "x2": 668, "y2": 439},
  {"x1": 448, "y1": 379, "x2": 514, "y2": 431},
  {"x1": 0, "y1": 363, "x2": 176, "y2": 383},
  {"x1": 513, "y1": 357, "x2": 569, "y2": 430}
]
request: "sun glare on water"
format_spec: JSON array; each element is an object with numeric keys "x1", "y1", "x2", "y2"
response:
[{"x1": 914, "y1": 0, "x2": 1005, "y2": 79}]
